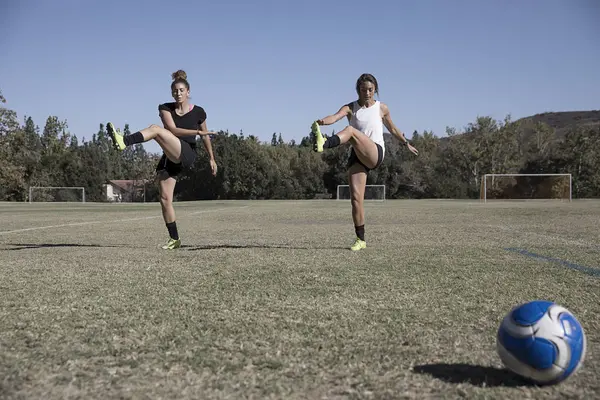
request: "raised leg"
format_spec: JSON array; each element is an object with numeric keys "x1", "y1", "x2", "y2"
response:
[
  {"x1": 335, "y1": 126, "x2": 379, "y2": 170},
  {"x1": 314, "y1": 123, "x2": 380, "y2": 169},
  {"x1": 107, "y1": 123, "x2": 183, "y2": 163},
  {"x1": 137, "y1": 125, "x2": 183, "y2": 163}
]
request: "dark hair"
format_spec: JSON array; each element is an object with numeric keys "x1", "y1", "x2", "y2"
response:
[
  {"x1": 171, "y1": 69, "x2": 190, "y2": 90},
  {"x1": 355, "y1": 73, "x2": 379, "y2": 96}
]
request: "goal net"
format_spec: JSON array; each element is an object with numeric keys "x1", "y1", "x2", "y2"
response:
[
  {"x1": 480, "y1": 174, "x2": 572, "y2": 202},
  {"x1": 28, "y1": 186, "x2": 86, "y2": 203},
  {"x1": 336, "y1": 185, "x2": 386, "y2": 201}
]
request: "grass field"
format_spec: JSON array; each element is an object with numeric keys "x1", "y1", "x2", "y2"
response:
[{"x1": 1, "y1": 199, "x2": 599, "y2": 399}]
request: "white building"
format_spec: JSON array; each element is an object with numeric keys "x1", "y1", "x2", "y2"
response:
[{"x1": 103, "y1": 180, "x2": 148, "y2": 202}]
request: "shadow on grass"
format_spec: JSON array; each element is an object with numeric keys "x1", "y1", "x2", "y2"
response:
[
  {"x1": 2, "y1": 243, "x2": 351, "y2": 251},
  {"x1": 3, "y1": 243, "x2": 126, "y2": 251},
  {"x1": 413, "y1": 363, "x2": 535, "y2": 387},
  {"x1": 183, "y1": 244, "x2": 350, "y2": 251}
]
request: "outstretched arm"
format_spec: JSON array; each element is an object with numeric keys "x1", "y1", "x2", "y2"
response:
[
  {"x1": 316, "y1": 104, "x2": 352, "y2": 125},
  {"x1": 381, "y1": 103, "x2": 418, "y2": 155},
  {"x1": 160, "y1": 110, "x2": 216, "y2": 137}
]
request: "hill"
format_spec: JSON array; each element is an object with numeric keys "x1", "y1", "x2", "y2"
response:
[
  {"x1": 409, "y1": 110, "x2": 600, "y2": 149},
  {"x1": 513, "y1": 110, "x2": 600, "y2": 137}
]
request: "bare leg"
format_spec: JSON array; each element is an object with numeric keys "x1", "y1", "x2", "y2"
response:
[
  {"x1": 108, "y1": 122, "x2": 184, "y2": 163},
  {"x1": 156, "y1": 171, "x2": 181, "y2": 249},
  {"x1": 158, "y1": 172, "x2": 177, "y2": 224},
  {"x1": 140, "y1": 125, "x2": 183, "y2": 163},
  {"x1": 348, "y1": 163, "x2": 368, "y2": 228},
  {"x1": 334, "y1": 126, "x2": 379, "y2": 169}
]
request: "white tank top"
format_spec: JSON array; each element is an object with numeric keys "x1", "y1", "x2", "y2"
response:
[{"x1": 349, "y1": 100, "x2": 385, "y2": 154}]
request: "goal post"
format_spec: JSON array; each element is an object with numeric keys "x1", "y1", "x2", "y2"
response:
[
  {"x1": 480, "y1": 174, "x2": 572, "y2": 203},
  {"x1": 28, "y1": 186, "x2": 86, "y2": 203},
  {"x1": 336, "y1": 184, "x2": 386, "y2": 201}
]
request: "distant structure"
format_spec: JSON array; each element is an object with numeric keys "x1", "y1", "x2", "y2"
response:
[{"x1": 103, "y1": 180, "x2": 149, "y2": 202}]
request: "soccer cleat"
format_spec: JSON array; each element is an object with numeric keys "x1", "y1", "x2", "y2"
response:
[
  {"x1": 161, "y1": 238, "x2": 181, "y2": 250},
  {"x1": 106, "y1": 122, "x2": 126, "y2": 151},
  {"x1": 311, "y1": 121, "x2": 325, "y2": 153},
  {"x1": 350, "y1": 237, "x2": 366, "y2": 251}
]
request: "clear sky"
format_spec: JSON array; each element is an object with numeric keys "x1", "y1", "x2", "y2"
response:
[{"x1": 1, "y1": 0, "x2": 598, "y2": 154}]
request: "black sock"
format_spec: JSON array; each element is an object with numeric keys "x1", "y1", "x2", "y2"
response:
[
  {"x1": 355, "y1": 225, "x2": 365, "y2": 241},
  {"x1": 323, "y1": 134, "x2": 341, "y2": 148},
  {"x1": 124, "y1": 131, "x2": 144, "y2": 147},
  {"x1": 166, "y1": 221, "x2": 179, "y2": 240}
]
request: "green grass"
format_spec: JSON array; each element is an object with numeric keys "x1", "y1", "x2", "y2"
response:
[{"x1": 1, "y1": 199, "x2": 599, "y2": 399}]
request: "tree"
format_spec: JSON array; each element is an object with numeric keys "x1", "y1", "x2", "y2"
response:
[
  {"x1": 0, "y1": 97, "x2": 597, "y2": 201},
  {"x1": 0, "y1": 91, "x2": 27, "y2": 200},
  {"x1": 0, "y1": 89, "x2": 19, "y2": 136}
]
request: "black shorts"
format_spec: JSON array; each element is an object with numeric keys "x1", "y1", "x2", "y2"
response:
[
  {"x1": 347, "y1": 143, "x2": 384, "y2": 172},
  {"x1": 156, "y1": 139, "x2": 197, "y2": 178}
]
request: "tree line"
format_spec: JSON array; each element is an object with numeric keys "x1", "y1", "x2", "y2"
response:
[{"x1": 1, "y1": 90, "x2": 598, "y2": 202}]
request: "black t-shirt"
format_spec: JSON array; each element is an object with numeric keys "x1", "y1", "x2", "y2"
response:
[{"x1": 158, "y1": 102, "x2": 207, "y2": 145}]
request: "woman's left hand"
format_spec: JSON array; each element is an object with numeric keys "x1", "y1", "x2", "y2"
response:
[{"x1": 407, "y1": 143, "x2": 419, "y2": 155}]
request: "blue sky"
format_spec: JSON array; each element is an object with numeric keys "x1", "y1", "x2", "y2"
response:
[{"x1": 1, "y1": 0, "x2": 598, "y2": 154}]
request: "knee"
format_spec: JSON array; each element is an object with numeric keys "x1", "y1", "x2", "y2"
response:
[
  {"x1": 341, "y1": 125, "x2": 354, "y2": 135},
  {"x1": 159, "y1": 191, "x2": 172, "y2": 206},
  {"x1": 149, "y1": 124, "x2": 166, "y2": 137},
  {"x1": 346, "y1": 126, "x2": 360, "y2": 143}
]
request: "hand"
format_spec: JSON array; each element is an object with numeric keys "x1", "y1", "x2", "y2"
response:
[
  {"x1": 312, "y1": 120, "x2": 324, "y2": 127},
  {"x1": 197, "y1": 130, "x2": 217, "y2": 136},
  {"x1": 407, "y1": 143, "x2": 419, "y2": 155},
  {"x1": 209, "y1": 159, "x2": 218, "y2": 176}
]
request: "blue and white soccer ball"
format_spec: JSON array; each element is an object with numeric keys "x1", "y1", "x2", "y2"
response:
[{"x1": 496, "y1": 300, "x2": 586, "y2": 385}]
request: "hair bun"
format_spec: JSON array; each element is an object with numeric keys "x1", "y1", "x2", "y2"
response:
[{"x1": 171, "y1": 69, "x2": 187, "y2": 81}]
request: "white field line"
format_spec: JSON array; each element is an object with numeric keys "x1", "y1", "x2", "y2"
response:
[
  {"x1": 0, "y1": 206, "x2": 250, "y2": 235},
  {"x1": 191, "y1": 205, "x2": 249, "y2": 215}
]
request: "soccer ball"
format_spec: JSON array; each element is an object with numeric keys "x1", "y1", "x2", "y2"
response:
[{"x1": 496, "y1": 300, "x2": 586, "y2": 385}]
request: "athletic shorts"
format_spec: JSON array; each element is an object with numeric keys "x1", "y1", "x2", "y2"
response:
[
  {"x1": 347, "y1": 143, "x2": 384, "y2": 172},
  {"x1": 156, "y1": 139, "x2": 197, "y2": 178}
]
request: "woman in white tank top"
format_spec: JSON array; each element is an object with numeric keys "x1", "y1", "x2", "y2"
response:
[{"x1": 311, "y1": 73, "x2": 419, "y2": 251}]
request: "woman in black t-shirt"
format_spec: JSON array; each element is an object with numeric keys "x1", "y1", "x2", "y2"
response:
[{"x1": 106, "y1": 70, "x2": 217, "y2": 250}]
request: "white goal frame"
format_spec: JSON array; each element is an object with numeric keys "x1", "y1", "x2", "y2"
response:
[
  {"x1": 336, "y1": 184, "x2": 386, "y2": 201},
  {"x1": 481, "y1": 174, "x2": 572, "y2": 203},
  {"x1": 28, "y1": 186, "x2": 86, "y2": 203}
]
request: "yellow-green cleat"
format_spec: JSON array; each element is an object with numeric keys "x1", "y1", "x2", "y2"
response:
[
  {"x1": 161, "y1": 238, "x2": 181, "y2": 250},
  {"x1": 107, "y1": 122, "x2": 126, "y2": 151},
  {"x1": 311, "y1": 121, "x2": 325, "y2": 153},
  {"x1": 350, "y1": 238, "x2": 366, "y2": 251}
]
